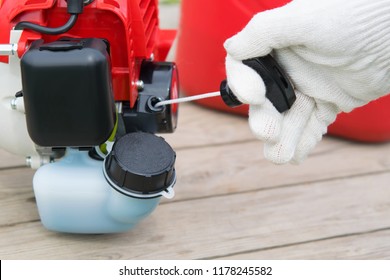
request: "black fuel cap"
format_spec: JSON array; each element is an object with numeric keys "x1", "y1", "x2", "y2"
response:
[{"x1": 104, "y1": 132, "x2": 176, "y2": 198}]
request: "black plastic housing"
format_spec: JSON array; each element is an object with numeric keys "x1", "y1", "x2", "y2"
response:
[
  {"x1": 21, "y1": 38, "x2": 116, "y2": 147},
  {"x1": 66, "y1": 0, "x2": 84, "y2": 14},
  {"x1": 122, "y1": 60, "x2": 178, "y2": 134},
  {"x1": 220, "y1": 55, "x2": 296, "y2": 113}
]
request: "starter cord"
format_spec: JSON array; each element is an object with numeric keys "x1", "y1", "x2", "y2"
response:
[{"x1": 153, "y1": 91, "x2": 221, "y2": 108}]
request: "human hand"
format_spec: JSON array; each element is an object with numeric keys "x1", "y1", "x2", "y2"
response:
[{"x1": 224, "y1": 0, "x2": 390, "y2": 164}]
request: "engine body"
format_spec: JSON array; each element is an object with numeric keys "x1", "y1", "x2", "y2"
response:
[{"x1": 0, "y1": 0, "x2": 178, "y2": 233}]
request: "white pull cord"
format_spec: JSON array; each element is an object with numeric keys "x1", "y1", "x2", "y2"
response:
[{"x1": 154, "y1": 91, "x2": 221, "y2": 107}]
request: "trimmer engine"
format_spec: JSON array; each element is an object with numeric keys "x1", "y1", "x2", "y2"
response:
[{"x1": 0, "y1": 0, "x2": 179, "y2": 233}]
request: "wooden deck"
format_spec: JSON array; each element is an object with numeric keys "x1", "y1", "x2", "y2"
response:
[
  {"x1": 1, "y1": 102, "x2": 390, "y2": 259},
  {"x1": 1, "y1": 2, "x2": 390, "y2": 260}
]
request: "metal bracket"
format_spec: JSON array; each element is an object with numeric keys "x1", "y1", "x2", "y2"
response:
[{"x1": 0, "y1": 44, "x2": 18, "y2": 56}]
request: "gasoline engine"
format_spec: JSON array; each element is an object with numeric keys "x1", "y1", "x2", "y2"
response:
[{"x1": 0, "y1": 0, "x2": 178, "y2": 233}]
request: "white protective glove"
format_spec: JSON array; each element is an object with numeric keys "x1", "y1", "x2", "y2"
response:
[{"x1": 224, "y1": 0, "x2": 390, "y2": 164}]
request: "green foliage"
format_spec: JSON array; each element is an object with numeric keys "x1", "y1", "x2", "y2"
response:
[{"x1": 160, "y1": 0, "x2": 181, "y2": 4}]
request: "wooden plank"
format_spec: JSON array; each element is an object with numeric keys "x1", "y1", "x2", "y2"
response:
[
  {"x1": 0, "y1": 136, "x2": 389, "y2": 224},
  {"x1": 0, "y1": 168, "x2": 37, "y2": 226},
  {"x1": 217, "y1": 229, "x2": 390, "y2": 259},
  {"x1": 161, "y1": 103, "x2": 255, "y2": 149},
  {"x1": 1, "y1": 172, "x2": 389, "y2": 259},
  {"x1": 171, "y1": 137, "x2": 390, "y2": 200},
  {"x1": 161, "y1": 103, "x2": 390, "y2": 202},
  {"x1": 1, "y1": 135, "x2": 390, "y2": 225}
]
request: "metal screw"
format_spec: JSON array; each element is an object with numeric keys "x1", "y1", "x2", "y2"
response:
[
  {"x1": 26, "y1": 157, "x2": 32, "y2": 167},
  {"x1": 115, "y1": 102, "x2": 123, "y2": 113},
  {"x1": 136, "y1": 80, "x2": 144, "y2": 91},
  {"x1": 10, "y1": 98, "x2": 17, "y2": 110}
]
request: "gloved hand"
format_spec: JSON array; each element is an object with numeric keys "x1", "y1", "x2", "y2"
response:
[{"x1": 224, "y1": 0, "x2": 390, "y2": 164}]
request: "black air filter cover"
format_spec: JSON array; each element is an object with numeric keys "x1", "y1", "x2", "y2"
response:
[{"x1": 21, "y1": 38, "x2": 116, "y2": 147}]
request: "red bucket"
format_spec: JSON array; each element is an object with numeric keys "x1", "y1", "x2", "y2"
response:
[{"x1": 175, "y1": 0, "x2": 390, "y2": 142}]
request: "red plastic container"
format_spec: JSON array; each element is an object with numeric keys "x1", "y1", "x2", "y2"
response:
[
  {"x1": 328, "y1": 97, "x2": 390, "y2": 142},
  {"x1": 175, "y1": 0, "x2": 290, "y2": 115},
  {"x1": 175, "y1": 0, "x2": 390, "y2": 142}
]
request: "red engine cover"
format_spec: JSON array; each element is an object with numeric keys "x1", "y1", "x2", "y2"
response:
[{"x1": 0, "y1": 0, "x2": 170, "y2": 108}]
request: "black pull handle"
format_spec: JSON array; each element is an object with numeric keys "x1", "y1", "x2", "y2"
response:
[{"x1": 220, "y1": 54, "x2": 296, "y2": 113}]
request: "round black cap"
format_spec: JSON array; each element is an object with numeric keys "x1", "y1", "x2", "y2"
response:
[
  {"x1": 220, "y1": 79, "x2": 243, "y2": 107},
  {"x1": 104, "y1": 132, "x2": 176, "y2": 197}
]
